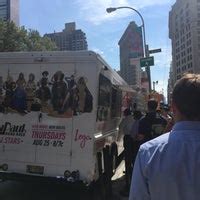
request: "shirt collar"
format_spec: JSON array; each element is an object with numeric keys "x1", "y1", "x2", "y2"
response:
[{"x1": 172, "y1": 121, "x2": 200, "y2": 131}]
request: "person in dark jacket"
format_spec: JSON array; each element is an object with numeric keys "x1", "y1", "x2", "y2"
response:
[
  {"x1": 131, "y1": 110, "x2": 143, "y2": 165},
  {"x1": 138, "y1": 99, "x2": 167, "y2": 144}
]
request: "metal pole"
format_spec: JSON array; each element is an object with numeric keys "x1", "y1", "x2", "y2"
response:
[{"x1": 145, "y1": 44, "x2": 151, "y2": 92}]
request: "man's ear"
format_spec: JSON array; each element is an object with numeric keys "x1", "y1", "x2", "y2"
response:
[
  {"x1": 171, "y1": 100, "x2": 177, "y2": 115},
  {"x1": 172, "y1": 100, "x2": 182, "y2": 122}
]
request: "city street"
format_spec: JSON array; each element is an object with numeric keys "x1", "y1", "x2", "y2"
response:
[{"x1": 0, "y1": 161, "x2": 129, "y2": 200}]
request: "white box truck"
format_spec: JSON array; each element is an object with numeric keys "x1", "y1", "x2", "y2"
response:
[{"x1": 0, "y1": 51, "x2": 133, "y2": 193}]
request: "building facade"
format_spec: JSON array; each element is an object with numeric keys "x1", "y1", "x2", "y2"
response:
[
  {"x1": 118, "y1": 21, "x2": 144, "y2": 86},
  {"x1": 0, "y1": 0, "x2": 19, "y2": 26},
  {"x1": 129, "y1": 58, "x2": 142, "y2": 88},
  {"x1": 45, "y1": 22, "x2": 88, "y2": 51},
  {"x1": 169, "y1": 0, "x2": 200, "y2": 83},
  {"x1": 167, "y1": 62, "x2": 174, "y2": 104}
]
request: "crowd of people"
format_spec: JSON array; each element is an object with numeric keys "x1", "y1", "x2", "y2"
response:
[
  {"x1": 119, "y1": 98, "x2": 173, "y2": 197},
  {"x1": 118, "y1": 73, "x2": 200, "y2": 200}
]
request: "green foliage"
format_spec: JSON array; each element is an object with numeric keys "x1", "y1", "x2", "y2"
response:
[{"x1": 0, "y1": 20, "x2": 57, "y2": 52}]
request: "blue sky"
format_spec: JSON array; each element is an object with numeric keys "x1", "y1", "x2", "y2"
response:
[{"x1": 20, "y1": 0, "x2": 176, "y2": 96}]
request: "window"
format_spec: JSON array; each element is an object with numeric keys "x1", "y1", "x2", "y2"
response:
[
  {"x1": 97, "y1": 74, "x2": 112, "y2": 121},
  {"x1": 177, "y1": 68, "x2": 181, "y2": 73},
  {"x1": 186, "y1": 40, "x2": 191, "y2": 46},
  {"x1": 182, "y1": 65, "x2": 186, "y2": 71},
  {"x1": 175, "y1": 33, "x2": 179, "y2": 39},
  {"x1": 187, "y1": 62, "x2": 193, "y2": 69},
  {"x1": 111, "y1": 86, "x2": 122, "y2": 118}
]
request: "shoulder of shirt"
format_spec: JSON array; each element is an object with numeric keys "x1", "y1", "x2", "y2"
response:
[{"x1": 140, "y1": 132, "x2": 171, "y2": 150}]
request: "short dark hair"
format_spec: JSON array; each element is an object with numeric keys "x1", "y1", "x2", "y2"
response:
[
  {"x1": 148, "y1": 99, "x2": 158, "y2": 111},
  {"x1": 42, "y1": 71, "x2": 49, "y2": 76},
  {"x1": 172, "y1": 73, "x2": 200, "y2": 120}
]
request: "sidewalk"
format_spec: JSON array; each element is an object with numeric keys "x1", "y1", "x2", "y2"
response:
[{"x1": 112, "y1": 160, "x2": 129, "y2": 200}]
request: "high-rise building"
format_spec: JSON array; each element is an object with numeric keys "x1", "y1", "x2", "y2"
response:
[
  {"x1": 118, "y1": 21, "x2": 144, "y2": 86},
  {"x1": 0, "y1": 0, "x2": 19, "y2": 26},
  {"x1": 129, "y1": 58, "x2": 142, "y2": 88},
  {"x1": 45, "y1": 22, "x2": 88, "y2": 51},
  {"x1": 169, "y1": 0, "x2": 200, "y2": 83},
  {"x1": 167, "y1": 62, "x2": 174, "y2": 104}
]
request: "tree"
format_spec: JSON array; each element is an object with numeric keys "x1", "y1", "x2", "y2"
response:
[{"x1": 0, "y1": 20, "x2": 57, "y2": 52}]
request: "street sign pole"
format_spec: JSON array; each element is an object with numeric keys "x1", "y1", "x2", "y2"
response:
[
  {"x1": 141, "y1": 47, "x2": 161, "y2": 93},
  {"x1": 145, "y1": 45, "x2": 152, "y2": 92}
]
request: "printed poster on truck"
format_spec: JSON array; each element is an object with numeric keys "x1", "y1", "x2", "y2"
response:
[
  {"x1": 0, "y1": 70, "x2": 93, "y2": 117},
  {"x1": 0, "y1": 121, "x2": 67, "y2": 148}
]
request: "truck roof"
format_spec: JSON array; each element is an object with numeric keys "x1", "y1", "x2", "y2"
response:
[{"x1": 0, "y1": 50, "x2": 128, "y2": 86}]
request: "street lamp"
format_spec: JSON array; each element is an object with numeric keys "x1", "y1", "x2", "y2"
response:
[
  {"x1": 106, "y1": 7, "x2": 147, "y2": 57},
  {"x1": 106, "y1": 6, "x2": 151, "y2": 92}
]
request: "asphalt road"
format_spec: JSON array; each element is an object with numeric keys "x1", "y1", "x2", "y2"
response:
[
  {"x1": 0, "y1": 180, "x2": 89, "y2": 200},
  {"x1": 0, "y1": 161, "x2": 129, "y2": 200}
]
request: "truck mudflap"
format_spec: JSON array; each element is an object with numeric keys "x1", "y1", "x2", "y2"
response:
[{"x1": 0, "y1": 171, "x2": 87, "y2": 188}]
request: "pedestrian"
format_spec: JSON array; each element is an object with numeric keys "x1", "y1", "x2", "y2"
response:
[
  {"x1": 130, "y1": 110, "x2": 143, "y2": 164},
  {"x1": 161, "y1": 106, "x2": 175, "y2": 133},
  {"x1": 129, "y1": 73, "x2": 200, "y2": 200},
  {"x1": 118, "y1": 108, "x2": 134, "y2": 196},
  {"x1": 157, "y1": 105, "x2": 174, "y2": 133},
  {"x1": 137, "y1": 99, "x2": 167, "y2": 144}
]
